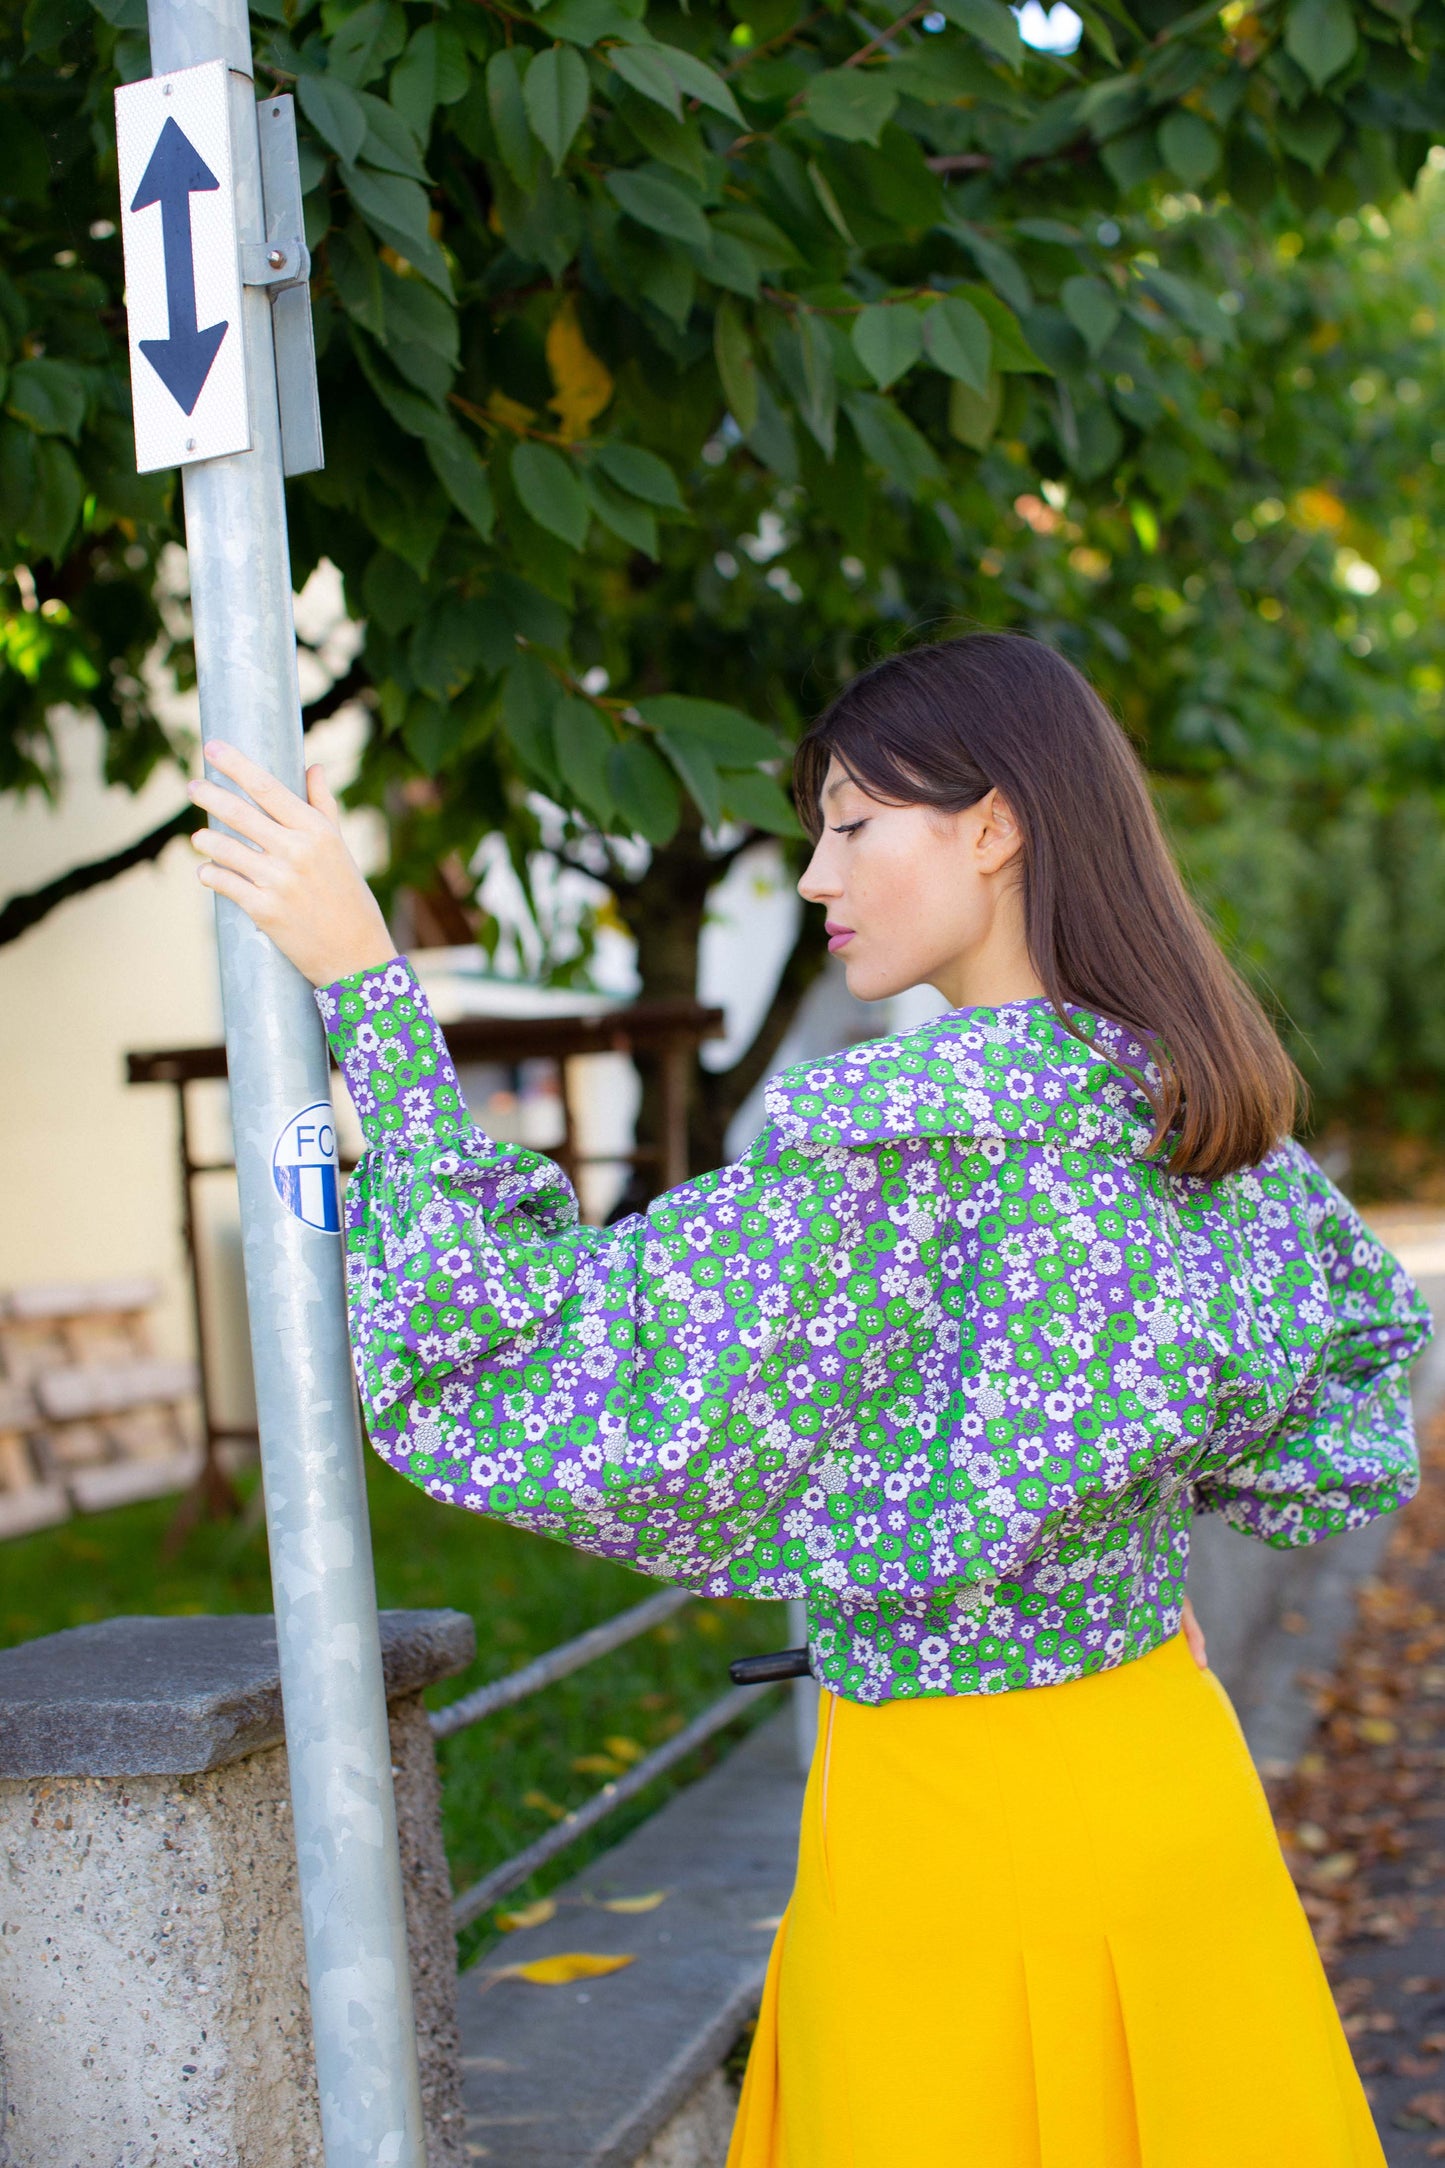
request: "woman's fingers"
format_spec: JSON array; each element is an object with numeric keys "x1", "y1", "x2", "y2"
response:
[
  {"x1": 196, "y1": 858, "x2": 271, "y2": 920},
  {"x1": 188, "y1": 775, "x2": 286, "y2": 850},
  {"x1": 191, "y1": 826, "x2": 273, "y2": 882},
  {"x1": 203, "y1": 739, "x2": 316, "y2": 828},
  {"x1": 307, "y1": 763, "x2": 342, "y2": 830},
  {"x1": 1181, "y1": 1595, "x2": 1208, "y2": 1671}
]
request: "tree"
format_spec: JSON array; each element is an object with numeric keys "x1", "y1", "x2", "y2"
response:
[{"x1": 6, "y1": 0, "x2": 1445, "y2": 1169}]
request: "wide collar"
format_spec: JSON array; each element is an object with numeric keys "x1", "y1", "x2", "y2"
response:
[{"x1": 763, "y1": 1001, "x2": 1163, "y2": 1159}]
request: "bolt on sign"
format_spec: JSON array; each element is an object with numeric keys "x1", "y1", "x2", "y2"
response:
[{"x1": 115, "y1": 60, "x2": 249, "y2": 472}]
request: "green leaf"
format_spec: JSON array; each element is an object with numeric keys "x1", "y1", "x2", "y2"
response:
[
  {"x1": 947, "y1": 371, "x2": 1003, "y2": 450},
  {"x1": 389, "y1": 22, "x2": 470, "y2": 134},
  {"x1": 882, "y1": 42, "x2": 999, "y2": 104},
  {"x1": 524, "y1": 45, "x2": 591, "y2": 174},
  {"x1": 843, "y1": 391, "x2": 943, "y2": 491},
  {"x1": 593, "y1": 441, "x2": 685, "y2": 509},
  {"x1": 381, "y1": 268, "x2": 459, "y2": 365},
  {"x1": 553, "y1": 696, "x2": 617, "y2": 823},
  {"x1": 298, "y1": 73, "x2": 368, "y2": 163},
  {"x1": 806, "y1": 160, "x2": 854, "y2": 245},
  {"x1": 427, "y1": 433, "x2": 495, "y2": 539},
  {"x1": 328, "y1": 222, "x2": 386, "y2": 336},
  {"x1": 1158, "y1": 108, "x2": 1221, "y2": 187},
  {"x1": 327, "y1": 0, "x2": 405, "y2": 87},
  {"x1": 410, "y1": 591, "x2": 494, "y2": 697},
  {"x1": 633, "y1": 238, "x2": 697, "y2": 328},
  {"x1": 802, "y1": 69, "x2": 898, "y2": 147},
  {"x1": 775, "y1": 313, "x2": 835, "y2": 458},
  {"x1": 511, "y1": 439, "x2": 590, "y2": 547},
  {"x1": 609, "y1": 42, "x2": 683, "y2": 121},
  {"x1": 1060, "y1": 274, "x2": 1120, "y2": 358},
  {"x1": 960, "y1": 284, "x2": 1051, "y2": 373},
  {"x1": 714, "y1": 298, "x2": 759, "y2": 431},
  {"x1": 350, "y1": 326, "x2": 453, "y2": 442},
  {"x1": 633, "y1": 695, "x2": 779, "y2": 762},
  {"x1": 1275, "y1": 98, "x2": 1344, "y2": 173},
  {"x1": 355, "y1": 91, "x2": 430, "y2": 180},
  {"x1": 5, "y1": 357, "x2": 86, "y2": 440},
  {"x1": 658, "y1": 731, "x2": 721, "y2": 829},
  {"x1": 922, "y1": 293, "x2": 992, "y2": 394},
  {"x1": 503, "y1": 649, "x2": 562, "y2": 789},
  {"x1": 851, "y1": 303, "x2": 923, "y2": 391},
  {"x1": 613, "y1": 87, "x2": 707, "y2": 182},
  {"x1": 490, "y1": 166, "x2": 582, "y2": 280},
  {"x1": 487, "y1": 49, "x2": 539, "y2": 190},
  {"x1": 1067, "y1": 398, "x2": 1123, "y2": 480},
  {"x1": 712, "y1": 209, "x2": 803, "y2": 271},
  {"x1": 536, "y1": 0, "x2": 638, "y2": 40},
  {"x1": 936, "y1": 0, "x2": 1021, "y2": 69},
  {"x1": 655, "y1": 45, "x2": 745, "y2": 126},
  {"x1": 717, "y1": 767, "x2": 803, "y2": 837},
  {"x1": 22, "y1": 436, "x2": 83, "y2": 560},
  {"x1": 608, "y1": 736, "x2": 680, "y2": 843},
  {"x1": 583, "y1": 474, "x2": 659, "y2": 556},
  {"x1": 691, "y1": 225, "x2": 760, "y2": 302},
  {"x1": 1137, "y1": 266, "x2": 1233, "y2": 344},
  {"x1": 339, "y1": 164, "x2": 454, "y2": 297},
  {"x1": 1284, "y1": 0, "x2": 1357, "y2": 89},
  {"x1": 606, "y1": 167, "x2": 710, "y2": 249}
]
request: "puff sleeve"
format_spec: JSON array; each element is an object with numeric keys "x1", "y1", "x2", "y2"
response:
[
  {"x1": 1193, "y1": 1142, "x2": 1431, "y2": 1546},
  {"x1": 316, "y1": 958, "x2": 916, "y2": 1594}
]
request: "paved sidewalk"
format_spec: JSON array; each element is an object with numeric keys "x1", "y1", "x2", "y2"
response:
[{"x1": 1266, "y1": 1410, "x2": 1445, "y2": 2164}]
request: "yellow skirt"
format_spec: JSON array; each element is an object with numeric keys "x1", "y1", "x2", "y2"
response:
[{"x1": 727, "y1": 1632, "x2": 1382, "y2": 2168}]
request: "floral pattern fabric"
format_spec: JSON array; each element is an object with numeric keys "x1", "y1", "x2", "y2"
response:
[{"x1": 318, "y1": 959, "x2": 1431, "y2": 1705}]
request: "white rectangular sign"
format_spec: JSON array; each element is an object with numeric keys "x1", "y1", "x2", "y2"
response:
[{"x1": 115, "y1": 59, "x2": 250, "y2": 473}]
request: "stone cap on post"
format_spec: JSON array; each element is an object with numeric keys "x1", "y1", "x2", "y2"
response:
[{"x1": 0, "y1": 1608, "x2": 476, "y2": 1779}]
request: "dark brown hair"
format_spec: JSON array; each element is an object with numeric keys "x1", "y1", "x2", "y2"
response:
[{"x1": 794, "y1": 631, "x2": 1300, "y2": 1181}]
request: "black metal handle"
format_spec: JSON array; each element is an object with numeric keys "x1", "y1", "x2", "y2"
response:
[{"x1": 729, "y1": 1646, "x2": 812, "y2": 1685}]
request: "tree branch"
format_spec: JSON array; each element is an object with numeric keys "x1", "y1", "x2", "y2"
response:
[
  {"x1": 0, "y1": 802, "x2": 202, "y2": 949},
  {"x1": 302, "y1": 657, "x2": 371, "y2": 729},
  {"x1": 696, "y1": 907, "x2": 830, "y2": 1147}
]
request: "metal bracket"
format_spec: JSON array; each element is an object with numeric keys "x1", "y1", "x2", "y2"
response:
[
  {"x1": 240, "y1": 235, "x2": 310, "y2": 289},
  {"x1": 255, "y1": 95, "x2": 324, "y2": 477}
]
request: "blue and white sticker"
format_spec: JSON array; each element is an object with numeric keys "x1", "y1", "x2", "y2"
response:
[{"x1": 272, "y1": 1101, "x2": 340, "y2": 1232}]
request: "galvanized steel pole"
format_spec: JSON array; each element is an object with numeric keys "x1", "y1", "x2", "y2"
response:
[{"x1": 140, "y1": 0, "x2": 426, "y2": 2157}]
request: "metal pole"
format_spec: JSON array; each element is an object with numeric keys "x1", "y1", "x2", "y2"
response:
[{"x1": 140, "y1": 0, "x2": 426, "y2": 2158}]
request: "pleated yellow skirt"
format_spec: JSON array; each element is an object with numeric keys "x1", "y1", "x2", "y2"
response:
[{"x1": 727, "y1": 1631, "x2": 1383, "y2": 2168}]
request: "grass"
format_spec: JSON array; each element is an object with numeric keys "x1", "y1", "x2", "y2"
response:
[{"x1": 1, "y1": 1456, "x2": 789, "y2": 1970}]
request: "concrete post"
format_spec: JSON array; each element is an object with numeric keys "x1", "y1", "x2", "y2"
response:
[{"x1": 0, "y1": 1611, "x2": 472, "y2": 2168}]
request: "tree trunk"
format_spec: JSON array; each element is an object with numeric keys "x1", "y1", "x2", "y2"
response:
[{"x1": 610, "y1": 823, "x2": 828, "y2": 1207}]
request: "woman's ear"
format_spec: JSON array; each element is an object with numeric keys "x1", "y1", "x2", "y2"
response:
[{"x1": 976, "y1": 788, "x2": 1027, "y2": 871}]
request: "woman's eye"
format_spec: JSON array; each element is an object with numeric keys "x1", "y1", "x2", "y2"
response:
[{"x1": 830, "y1": 819, "x2": 866, "y2": 837}]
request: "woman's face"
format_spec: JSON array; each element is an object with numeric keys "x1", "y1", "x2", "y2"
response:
[{"x1": 796, "y1": 757, "x2": 1041, "y2": 1010}]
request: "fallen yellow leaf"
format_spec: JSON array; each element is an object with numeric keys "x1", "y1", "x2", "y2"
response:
[
  {"x1": 603, "y1": 1735, "x2": 645, "y2": 1765},
  {"x1": 496, "y1": 1898, "x2": 558, "y2": 1932},
  {"x1": 572, "y1": 1753, "x2": 624, "y2": 1777},
  {"x1": 522, "y1": 1789, "x2": 568, "y2": 1823},
  {"x1": 506, "y1": 1952, "x2": 635, "y2": 1986},
  {"x1": 595, "y1": 1891, "x2": 666, "y2": 1915},
  {"x1": 1356, "y1": 1716, "x2": 1397, "y2": 1745}
]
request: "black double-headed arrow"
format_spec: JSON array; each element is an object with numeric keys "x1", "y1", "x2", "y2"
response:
[{"x1": 131, "y1": 115, "x2": 229, "y2": 416}]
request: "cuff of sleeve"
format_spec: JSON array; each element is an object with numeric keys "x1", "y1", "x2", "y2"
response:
[{"x1": 316, "y1": 957, "x2": 472, "y2": 1147}]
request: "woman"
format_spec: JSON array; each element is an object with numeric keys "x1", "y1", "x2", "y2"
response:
[{"x1": 190, "y1": 632, "x2": 1428, "y2": 2167}]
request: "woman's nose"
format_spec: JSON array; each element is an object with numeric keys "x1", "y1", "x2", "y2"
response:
[{"x1": 797, "y1": 844, "x2": 835, "y2": 903}]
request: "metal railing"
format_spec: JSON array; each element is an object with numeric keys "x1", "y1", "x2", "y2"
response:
[{"x1": 432, "y1": 1585, "x2": 783, "y2": 1933}]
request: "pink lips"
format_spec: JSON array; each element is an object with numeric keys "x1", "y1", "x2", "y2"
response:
[{"x1": 826, "y1": 922, "x2": 855, "y2": 954}]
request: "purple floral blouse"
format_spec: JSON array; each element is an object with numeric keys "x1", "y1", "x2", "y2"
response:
[{"x1": 318, "y1": 959, "x2": 1431, "y2": 1704}]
